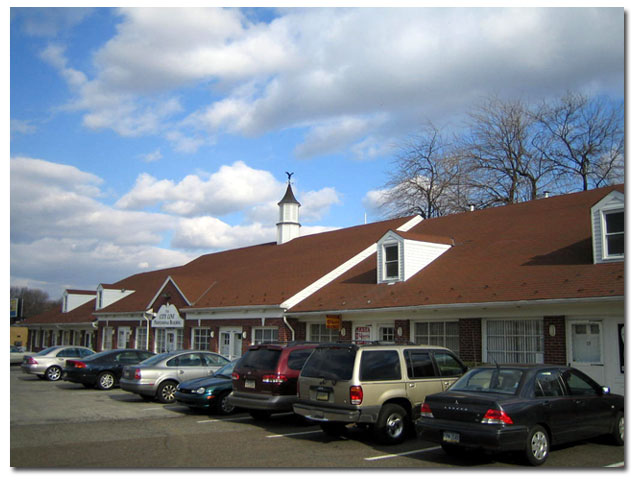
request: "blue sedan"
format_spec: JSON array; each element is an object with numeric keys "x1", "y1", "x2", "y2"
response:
[
  {"x1": 416, "y1": 365, "x2": 624, "y2": 466},
  {"x1": 175, "y1": 359, "x2": 238, "y2": 414}
]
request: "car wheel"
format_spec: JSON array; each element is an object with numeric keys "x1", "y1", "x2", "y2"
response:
[
  {"x1": 374, "y1": 404, "x2": 408, "y2": 445},
  {"x1": 97, "y1": 372, "x2": 116, "y2": 390},
  {"x1": 249, "y1": 409, "x2": 271, "y2": 420},
  {"x1": 610, "y1": 412, "x2": 624, "y2": 446},
  {"x1": 523, "y1": 425, "x2": 549, "y2": 466},
  {"x1": 45, "y1": 365, "x2": 62, "y2": 381},
  {"x1": 320, "y1": 422, "x2": 348, "y2": 437},
  {"x1": 216, "y1": 391, "x2": 236, "y2": 415},
  {"x1": 156, "y1": 381, "x2": 178, "y2": 403}
]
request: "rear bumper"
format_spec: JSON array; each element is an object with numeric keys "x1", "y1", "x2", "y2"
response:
[
  {"x1": 228, "y1": 391, "x2": 296, "y2": 412},
  {"x1": 293, "y1": 401, "x2": 377, "y2": 424},
  {"x1": 21, "y1": 364, "x2": 47, "y2": 375},
  {"x1": 415, "y1": 417, "x2": 529, "y2": 452},
  {"x1": 120, "y1": 378, "x2": 158, "y2": 396}
]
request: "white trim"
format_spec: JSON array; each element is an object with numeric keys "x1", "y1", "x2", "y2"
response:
[
  {"x1": 281, "y1": 216, "x2": 423, "y2": 310},
  {"x1": 146, "y1": 276, "x2": 192, "y2": 309}
]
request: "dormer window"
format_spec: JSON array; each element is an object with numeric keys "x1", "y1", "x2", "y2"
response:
[
  {"x1": 384, "y1": 244, "x2": 399, "y2": 280},
  {"x1": 604, "y1": 210, "x2": 624, "y2": 258},
  {"x1": 591, "y1": 190, "x2": 624, "y2": 264}
]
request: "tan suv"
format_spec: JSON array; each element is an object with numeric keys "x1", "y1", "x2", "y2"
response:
[{"x1": 293, "y1": 343, "x2": 467, "y2": 444}]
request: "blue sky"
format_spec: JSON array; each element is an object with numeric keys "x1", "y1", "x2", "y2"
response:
[{"x1": 9, "y1": 6, "x2": 625, "y2": 299}]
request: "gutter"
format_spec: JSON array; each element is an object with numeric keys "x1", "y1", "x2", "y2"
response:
[{"x1": 283, "y1": 315, "x2": 295, "y2": 341}]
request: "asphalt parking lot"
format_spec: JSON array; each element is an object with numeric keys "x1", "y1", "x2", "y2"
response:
[{"x1": 10, "y1": 366, "x2": 625, "y2": 468}]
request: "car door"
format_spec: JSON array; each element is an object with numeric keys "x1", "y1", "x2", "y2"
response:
[
  {"x1": 533, "y1": 368, "x2": 576, "y2": 444},
  {"x1": 561, "y1": 368, "x2": 612, "y2": 438},
  {"x1": 55, "y1": 348, "x2": 82, "y2": 367},
  {"x1": 402, "y1": 349, "x2": 444, "y2": 416},
  {"x1": 432, "y1": 350, "x2": 467, "y2": 391},
  {"x1": 172, "y1": 352, "x2": 207, "y2": 382}
]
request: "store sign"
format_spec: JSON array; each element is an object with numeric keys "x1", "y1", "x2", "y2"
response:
[
  {"x1": 355, "y1": 326, "x2": 371, "y2": 344},
  {"x1": 326, "y1": 314, "x2": 341, "y2": 330},
  {"x1": 152, "y1": 304, "x2": 184, "y2": 328}
]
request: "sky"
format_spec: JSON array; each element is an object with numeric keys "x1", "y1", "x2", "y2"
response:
[{"x1": 9, "y1": 6, "x2": 625, "y2": 300}]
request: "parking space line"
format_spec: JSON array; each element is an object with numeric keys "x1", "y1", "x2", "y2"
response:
[
  {"x1": 266, "y1": 430, "x2": 323, "y2": 438},
  {"x1": 605, "y1": 462, "x2": 624, "y2": 467},
  {"x1": 197, "y1": 419, "x2": 220, "y2": 423},
  {"x1": 364, "y1": 446, "x2": 441, "y2": 461}
]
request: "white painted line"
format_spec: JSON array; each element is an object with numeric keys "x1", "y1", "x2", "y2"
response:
[
  {"x1": 142, "y1": 407, "x2": 164, "y2": 411},
  {"x1": 197, "y1": 419, "x2": 220, "y2": 424},
  {"x1": 266, "y1": 430, "x2": 323, "y2": 438},
  {"x1": 365, "y1": 446, "x2": 441, "y2": 461},
  {"x1": 605, "y1": 462, "x2": 624, "y2": 468}
]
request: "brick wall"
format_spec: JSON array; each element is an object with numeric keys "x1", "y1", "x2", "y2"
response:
[
  {"x1": 543, "y1": 316, "x2": 566, "y2": 365},
  {"x1": 394, "y1": 319, "x2": 410, "y2": 343},
  {"x1": 458, "y1": 318, "x2": 482, "y2": 365}
]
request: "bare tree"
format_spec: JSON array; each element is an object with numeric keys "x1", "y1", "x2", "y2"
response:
[
  {"x1": 381, "y1": 124, "x2": 469, "y2": 218},
  {"x1": 534, "y1": 92, "x2": 624, "y2": 191},
  {"x1": 10, "y1": 286, "x2": 61, "y2": 319}
]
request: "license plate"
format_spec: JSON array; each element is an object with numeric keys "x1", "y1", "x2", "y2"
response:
[
  {"x1": 443, "y1": 431, "x2": 460, "y2": 443},
  {"x1": 316, "y1": 390, "x2": 329, "y2": 401},
  {"x1": 245, "y1": 379, "x2": 255, "y2": 389}
]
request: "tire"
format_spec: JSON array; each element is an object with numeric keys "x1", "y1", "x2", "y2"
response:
[
  {"x1": 249, "y1": 409, "x2": 271, "y2": 420},
  {"x1": 45, "y1": 365, "x2": 62, "y2": 382},
  {"x1": 523, "y1": 425, "x2": 549, "y2": 466},
  {"x1": 609, "y1": 412, "x2": 624, "y2": 446},
  {"x1": 320, "y1": 422, "x2": 348, "y2": 437},
  {"x1": 216, "y1": 391, "x2": 236, "y2": 415},
  {"x1": 156, "y1": 381, "x2": 178, "y2": 404},
  {"x1": 97, "y1": 371, "x2": 116, "y2": 390},
  {"x1": 373, "y1": 404, "x2": 409, "y2": 445}
]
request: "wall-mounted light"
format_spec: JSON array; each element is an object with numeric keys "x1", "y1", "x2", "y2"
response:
[
  {"x1": 549, "y1": 325, "x2": 556, "y2": 337},
  {"x1": 242, "y1": 331, "x2": 247, "y2": 339},
  {"x1": 397, "y1": 327, "x2": 403, "y2": 337},
  {"x1": 340, "y1": 328, "x2": 346, "y2": 337}
]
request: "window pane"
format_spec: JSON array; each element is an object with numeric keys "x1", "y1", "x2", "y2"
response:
[
  {"x1": 360, "y1": 351, "x2": 401, "y2": 381},
  {"x1": 606, "y1": 212, "x2": 624, "y2": 233}
]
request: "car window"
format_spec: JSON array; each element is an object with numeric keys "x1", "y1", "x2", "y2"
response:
[
  {"x1": 433, "y1": 351, "x2": 466, "y2": 376},
  {"x1": 287, "y1": 349, "x2": 314, "y2": 370},
  {"x1": 202, "y1": 353, "x2": 229, "y2": 367},
  {"x1": 301, "y1": 347, "x2": 356, "y2": 381},
  {"x1": 138, "y1": 351, "x2": 154, "y2": 361},
  {"x1": 167, "y1": 353, "x2": 203, "y2": 367},
  {"x1": 57, "y1": 348, "x2": 77, "y2": 357},
  {"x1": 534, "y1": 370, "x2": 565, "y2": 397},
  {"x1": 37, "y1": 346, "x2": 59, "y2": 356},
  {"x1": 451, "y1": 368, "x2": 523, "y2": 394},
  {"x1": 236, "y1": 348, "x2": 281, "y2": 370},
  {"x1": 562, "y1": 370, "x2": 600, "y2": 396},
  {"x1": 359, "y1": 350, "x2": 401, "y2": 381},
  {"x1": 116, "y1": 351, "x2": 142, "y2": 363},
  {"x1": 140, "y1": 352, "x2": 174, "y2": 366},
  {"x1": 216, "y1": 360, "x2": 238, "y2": 377},
  {"x1": 78, "y1": 348, "x2": 94, "y2": 357},
  {"x1": 404, "y1": 350, "x2": 436, "y2": 378}
]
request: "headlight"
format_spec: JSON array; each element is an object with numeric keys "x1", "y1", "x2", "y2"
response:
[{"x1": 196, "y1": 387, "x2": 206, "y2": 395}]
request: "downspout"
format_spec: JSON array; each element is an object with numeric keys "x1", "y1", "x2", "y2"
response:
[{"x1": 283, "y1": 315, "x2": 295, "y2": 342}]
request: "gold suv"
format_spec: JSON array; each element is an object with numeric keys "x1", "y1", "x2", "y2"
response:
[{"x1": 293, "y1": 343, "x2": 467, "y2": 444}]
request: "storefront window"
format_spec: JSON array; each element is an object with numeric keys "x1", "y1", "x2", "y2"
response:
[
  {"x1": 192, "y1": 328, "x2": 211, "y2": 350},
  {"x1": 414, "y1": 321, "x2": 459, "y2": 354},
  {"x1": 310, "y1": 324, "x2": 340, "y2": 343},
  {"x1": 485, "y1": 319, "x2": 543, "y2": 364}
]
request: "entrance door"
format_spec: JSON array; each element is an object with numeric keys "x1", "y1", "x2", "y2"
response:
[
  {"x1": 568, "y1": 321, "x2": 605, "y2": 385},
  {"x1": 165, "y1": 330, "x2": 178, "y2": 353},
  {"x1": 220, "y1": 328, "x2": 243, "y2": 360}
]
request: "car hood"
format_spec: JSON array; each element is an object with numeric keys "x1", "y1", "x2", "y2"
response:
[{"x1": 179, "y1": 376, "x2": 231, "y2": 389}]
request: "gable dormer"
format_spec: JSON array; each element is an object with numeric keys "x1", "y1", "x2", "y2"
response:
[
  {"x1": 591, "y1": 190, "x2": 624, "y2": 264},
  {"x1": 376, "y1": 230, "x2": 453, "y2": 284},
  {"x1": 96, "y1": 284, "x2": 135, "y2": 310},
  {"x1": 62, "y1": 289, "x2": 96, "y2": 313}
]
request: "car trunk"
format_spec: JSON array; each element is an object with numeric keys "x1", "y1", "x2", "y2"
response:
[
  {"x1": 297, "y1": 346, "x2": 357, "y2": 408},
  {"x1": 426, "y1": 391, "x2": 507, "y2": 423}
]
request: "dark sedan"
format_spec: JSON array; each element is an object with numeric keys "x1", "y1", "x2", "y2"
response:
[
  {"x1": 175, "y1": 359, "x2": 238, "y2": 414},
  {"x1": 64, "y1": 348, "x2": 154, "y2": 390},
  {"x1": 416, "y1": 365, "x2": 624, "y2": 466}
]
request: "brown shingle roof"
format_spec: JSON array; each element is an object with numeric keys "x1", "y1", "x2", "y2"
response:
[
  {"x1": 289, "y1": 185, "x2": 625, "y2": 313},
  {"x1": 22, "y1": 299, "x2": 97, "y2": 325}
]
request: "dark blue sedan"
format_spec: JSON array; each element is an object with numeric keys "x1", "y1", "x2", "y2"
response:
[
  {"x1": 175, "y1": 359, "x2": 238, "y2": 414},
  {"x1": 64, "y1": 348, "x2": 154, "y2": 390},
  {"x1": 416, "y1": 365, "x2": 624, "y2": 466}
]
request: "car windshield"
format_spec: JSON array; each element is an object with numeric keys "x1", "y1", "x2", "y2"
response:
[
  {"x1": 300, "y1": 347, "x2": 356, "y2": 381},
  {"x1": 449, "y1": 368, "x2": 523, "y2": 395},
  {"x1": 82, "y1": 351, "x2": 113, "y2": 362},
  {"x1": 236, "y1": 348, "x2": 281, "y2": 370},
  {"x1": 215, "y1": 360, "x2": 238, "y2": 377},
  {"x1": 138, "y1": 352, "x2": 176, "y2": 366}
]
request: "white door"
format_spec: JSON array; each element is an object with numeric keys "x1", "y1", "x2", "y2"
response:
[
  {"x1": 166, "y1": 330, "x2": 178, "y2": 353},
  {"x1": 219, "y1": 328, "x2": 243, "y2": 360},
  {"x1": 568, "y1": 320, "x2": 605, "y2": 385},
  {"x1": 117, "y1": 327, "x2": 130, "y2": 349}
]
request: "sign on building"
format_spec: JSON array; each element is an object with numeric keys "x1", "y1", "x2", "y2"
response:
[{"x1": 152, "y1": 304, "x2": 184, "y2": 328}]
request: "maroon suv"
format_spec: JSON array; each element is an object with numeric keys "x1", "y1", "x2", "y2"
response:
[{"x1": 229, "y1": 342, "x2": 317, "y2": 419}]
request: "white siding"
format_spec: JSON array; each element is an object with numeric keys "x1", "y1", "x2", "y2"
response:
[
  {"x1": 591, "y1": 191, "x2": 624, "y2": 264},
  {"x1": 404, "y1": 240, "x2": 451, "y2": 280}
]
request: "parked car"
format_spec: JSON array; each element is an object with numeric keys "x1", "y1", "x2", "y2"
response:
[
  {"x1": 229, "y1": 342, "x2": 317, "y2": 419},
  {"x1": 120, "y1": 350, "x2": 229, "y2": 403},
  {"x1": 294, "y1": 343, "x2": 467, "y2": 444},
  {"x1": 415, "y1": 365, "x2": 624, "y2": 466},
  {"x1": 63, "y1": 348, "x2": 154, "y2": 390},
  {"x1": 21, "y1": 346, "x2": 95, "y2": 381},
  {"x1": 175, "y1": 359, "x2": 239, "y2": 414},
  {"x1": 11, "y1": 346, "x2": 35, "y2": 365}
]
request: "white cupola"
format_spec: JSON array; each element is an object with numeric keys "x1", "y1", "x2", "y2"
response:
[{"x1": 277, "y1": 175, "x2": 301, "y2": 245}]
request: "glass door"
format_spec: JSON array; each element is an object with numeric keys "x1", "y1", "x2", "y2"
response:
[{"x1": 568, "y1": 321, "x2": 604, "y2": 385}]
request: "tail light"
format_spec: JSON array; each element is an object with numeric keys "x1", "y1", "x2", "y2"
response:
[
  {"x1": 262, "y1": 374, "x2": 288, "y2": 384},
  {"x1": 420, "y1": 402, "x2": 434, "y2": 418},
  {"x1": 231, "y1": 372, "x2": 240, "y2": 380},
  {"x1": 350, "y1": 385, "x2": 363, "y2": 405},
  {"x1": 68, "y1": 361, "x2": 87, "y2": 369},
  {"x1": 134, "y1": 368, "x2": 142, "y2": 380},
  {"x1": 27, "y1": 357, "x2": 37, "y2": 365},
  {"x1": 481, "y1": 409, "x2": 514, "y2": 425}
]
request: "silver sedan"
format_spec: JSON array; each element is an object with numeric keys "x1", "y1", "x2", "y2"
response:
[
  {"x1": 21, "y1": 345, "x2": 95, "y2": 381},
  {"x1": 120, "y1": 350, "x2": 229, "y2": 403}
]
